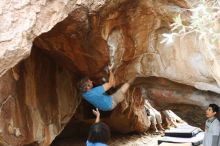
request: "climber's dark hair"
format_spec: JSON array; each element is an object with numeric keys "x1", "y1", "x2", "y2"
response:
[
  {"x1": 87, "y1": 122, "x2": 111, "y2": 143},
  {"x1": 209, "y1": 104, "x2": 219, "y2": 114}
]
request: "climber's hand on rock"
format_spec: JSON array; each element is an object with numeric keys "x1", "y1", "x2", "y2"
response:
[
  {"x1": 109, "y1": 71, "x2": 116, "y2": 87},
  {"x1": 108, "y1": 63, "x2": 114, "y2": 71}
]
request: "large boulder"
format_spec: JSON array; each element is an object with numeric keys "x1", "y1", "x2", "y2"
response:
[
  {"x1": 0, "y1": 0, "x2": 108, "y2": 77},
  {"x1": 0, "y1": 48, "x2": 80, "y2": 146},
  {"x1": 33, "y1": 0, "x2": 220, "y2": 94},
  {"x1": 0, "y1": 0, "x2": 220, "y2": 145}
]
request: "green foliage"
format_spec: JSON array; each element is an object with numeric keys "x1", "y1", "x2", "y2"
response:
[{"x1": 161, "y1": 0, "x2": 220, "y2": 49}]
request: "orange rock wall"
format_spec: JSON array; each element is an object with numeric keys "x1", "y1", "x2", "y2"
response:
[
  {"x1": 0, "y1": 49, "x2": 80, "y2": 145},
  {"x1": 1, "y1": 0, "x2": 220, "y2": 145}
]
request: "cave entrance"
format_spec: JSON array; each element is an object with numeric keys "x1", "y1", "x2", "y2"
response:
[
  {"x1": 20, "y1": 45, "x2": 112, "y2": 146},
  {"x1": 50, "y1": 100, "x2": 112, "y2": 146},
  {"x1": 27, "y1": 4, "x2": 219, "y2": 144}
]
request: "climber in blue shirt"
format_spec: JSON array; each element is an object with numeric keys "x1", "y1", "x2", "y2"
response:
[{"x1": 78, "y1": 69, "x2": 135, "y2": 111}]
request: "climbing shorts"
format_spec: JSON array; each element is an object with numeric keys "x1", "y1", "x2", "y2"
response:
[{"x1": 111, "y1": 89, "x2": 125, "y2": 109}]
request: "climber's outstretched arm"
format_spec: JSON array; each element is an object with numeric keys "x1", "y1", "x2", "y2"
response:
[{"x1": 103, "y1": 71, "x2": 115, "y2": 91}]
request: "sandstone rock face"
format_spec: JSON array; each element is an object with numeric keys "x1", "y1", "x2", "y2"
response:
[
  {"x1": 137, "y1": 77, "x2": 220, "y2": 127},
  {"x1": 0, "y1": 49, "x2": 80, "y2": 146},
  {"x1": 106, "y1": 1, "x2": 220, "y2": 94},
  {"x1": 0, "y1": 0, "x2": 107, "y2": 77},
  {"x1": 106, "y1": 87, "x2": 150, "y2": 133},
  {"x1": 1, "y1": 0, "x2": 220, "y2": 145},
  {"x1": 33, "y1": 0, "x2": 220, "y2": 94}
]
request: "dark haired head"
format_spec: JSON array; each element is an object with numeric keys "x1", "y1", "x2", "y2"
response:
[
  {"x1": 209, "y1": 104, "x2": 219, "y2": 113},
  {"x1": 88, "y1": 122, "x2": 111, "y2": 144}
]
